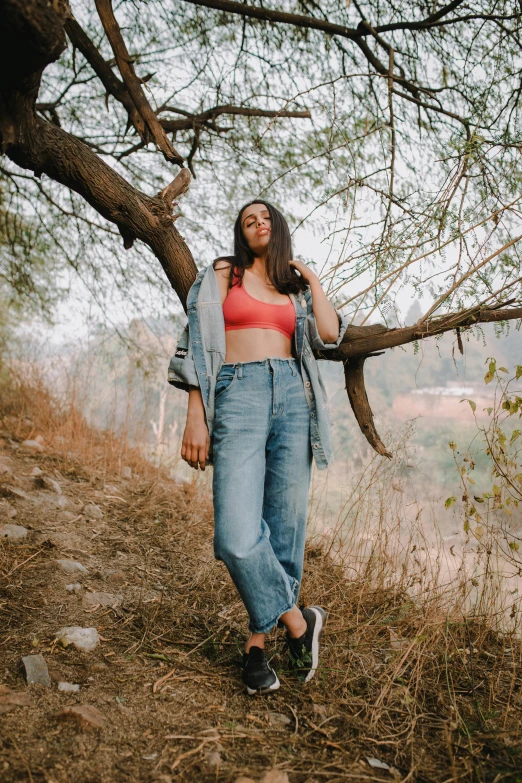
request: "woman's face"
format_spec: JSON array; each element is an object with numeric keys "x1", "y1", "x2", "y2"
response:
[{"x1": 241, "y1": 203, "x2": 271, "y2": 256}]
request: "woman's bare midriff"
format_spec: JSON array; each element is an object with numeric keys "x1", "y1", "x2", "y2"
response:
[{"x1": 225, "y1": 328, "x2": 293, "y2": 363}]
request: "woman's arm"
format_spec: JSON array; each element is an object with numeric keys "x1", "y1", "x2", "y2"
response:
[
  {"x1": 181, "y1": 387, "x2": 210, "y2": 470},
  {"x1": 290, "y1": 260, "x2": 340, "y2": 344}
]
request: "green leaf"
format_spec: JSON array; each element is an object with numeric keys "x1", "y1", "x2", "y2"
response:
[
  {"x1": 484, "y1": 371, "x2": 494, "y2": 384},
  {"x1": 445, "y1": 496, "x2": 456, "y2": 508},
  {"x1": 510, "y1": 430, "x2": 520, "y2": 445},
  {"x1": 463, "y1": 519, "x2": 470, "y2": 533},
  {"x1": 461, "y1": 399, "x2": 476, "y2": 412},
  {"x1": 509, "y1": 541, "x2": 520, "y2": 552},
  {"x1": 489, "y1": 360, "x2": 496, "y2": 374},
  {"x1": 516, "y1": 365, "x2": 522, "y2": 380},
  {"x1": 474, "y1": 495, "x2": 484, "y2": 503},
  {"x1": 498, "y1": 367, "x2": 508, "y2": 373},
  {"x1": 448, "y1": 441, "x2": 457, "y2": 451},
  {"x1": 493, "y1": 485, "x2": 501, "y2": 496}
]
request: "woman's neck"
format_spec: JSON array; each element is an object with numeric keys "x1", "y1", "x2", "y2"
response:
[{"x1": 250, "y1": 256, "x2": 269, "y2": 282}]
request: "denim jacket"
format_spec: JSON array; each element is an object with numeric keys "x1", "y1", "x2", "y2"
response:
[{"x1": 167, "y1": 263, "x2": 348, "y2": 469}]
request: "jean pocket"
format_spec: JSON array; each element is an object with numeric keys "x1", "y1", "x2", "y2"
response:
[{"x1": 215, "y1": 371, "x2": 237, "y2": 400}]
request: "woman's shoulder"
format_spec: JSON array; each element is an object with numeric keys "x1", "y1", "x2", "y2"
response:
[{"x1": 212, "y1": 256, "x2": 235, "y2": 273}]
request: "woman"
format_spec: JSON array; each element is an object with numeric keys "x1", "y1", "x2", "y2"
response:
[{"x1": 168, "y1": 201, "x2": 347, "y2": 694}]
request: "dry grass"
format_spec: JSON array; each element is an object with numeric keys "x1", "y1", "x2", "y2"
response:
[{"x1": 0, "y1": 365, "x2": 521, "y2": 783}]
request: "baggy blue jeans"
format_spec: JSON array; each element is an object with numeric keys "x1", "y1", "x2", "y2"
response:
[{"x1": 212, "y1": 358, "x2": 313, "y2": 634}]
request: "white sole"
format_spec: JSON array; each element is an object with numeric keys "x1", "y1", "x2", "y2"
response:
[
  {"x1": 304, "y1": 606, "x2": 326, "y2": 683},
  {"x1": 246, "y1": 672, "x2": 280, "y2": 696}
]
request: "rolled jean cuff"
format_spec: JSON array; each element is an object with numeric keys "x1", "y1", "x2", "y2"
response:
[
  {"x1": 248, "y1": 600, "x2": 295, "y2": 634},
  {"x1": 247, "y1": 576, "x2": 299, "y2": 634}
]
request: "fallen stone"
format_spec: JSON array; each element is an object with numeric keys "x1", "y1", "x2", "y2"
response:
[
  {"x1": 20, "y1": 439, "x2": 45, "y2": 453},
  {"x1": 57, "y1": 510, "x2": 77, "y2": 523},
  {"x1": 267, "y1": 711, "x2": 291, "y2": 727},
  {"x1": 0, "y1": 684, "x2": 32, "y2": 714},
  {"x1": 261, "y1": 771, "x2": 290, "y2": 783},
  {"x1": 121, "y1": 466, "x2": 132, "y2": 480},
  {"x1": 366, "y1": 757, "x2": 391, "y2": 771},
  {"x1": 34, "y1": 476, "x2": 62, "y2": 494},
  {"x1": 58, "y1": 681, "x2": 80, "y2": 693},
  {"x1": 55, "y1": 559, "x2": 88, "y2": 575},
  {"x1": 204, "y1": 751, "x2": 222, "y2": 769},
  {"x1": 34, "y1": 435, "x2": 45, "y2": 445},
  {"x1": 83, "y1": 591, "x2": 121, "y2": 609},
  {"x1": 0, "y1": 524, "x2": 28, "y2": 541},
  {"x1": 6, "y1": 487, "x2": 30, "y2": 501},
  {"x1": 65, "y1": 583, "x2": 83, "y2": 593},
  {"x1": 22, "y1": 654, "x2": 51, "y2": 687},
  {"x1": 0, "y1": 500, "x2": 17, "y2": 519},
  {"x1": 55, "y1": 626, "x2": 100, "y2": 652},
  {"x1": 58, "y1": 704, "x2": 104, "y2": 730},
  {"x1": 83, "y1": 503, "x2": 103, "y2": 520},
  {"x1": 30, "y1": 467, "x2": 43, "y2": 477},
  {"x1": 0, "y1": 463, "x2": 12, "y2": 476}
]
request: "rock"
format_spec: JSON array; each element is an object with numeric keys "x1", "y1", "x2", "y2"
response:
[
  {"x1": 0, "y1": 524, "x2": 28, "y2": 541},
  {"x1": 0, "y1": 500, "x2": 17, "y2": 519},
  {"x1": 30, "y1": 467, "x2": 43, "y2": 477},
  {"x1": 34, "y1": 435, "x2": 45, "y2": 445},
  {"x1": 58, "y1": 704, "x2": 104, "y2": 730},
  {"x1": 204, "y1": 751, "x2": 222, "y2": 769},
  {"x1": 366, "y1": 758, "x2": 391, "y2": 770},
  {"x1": 58, "y1": 681, "x2": 80, "y2": 693},
  {"x1": 22, "y1": 654, "x2": 51, "y2": 687},
  {"x1": 34, "y1": 476, "x2": 62, "y2": 494},
  {"x1": 83, "y1": 503, "x2": 103, "y2": 520},
  {"x1": 261, "y1": 771, "x2": 290, "y2": 783},
  {"x1": 0, "y1": 463, "x2": 12, "y2": 476},
  {"x1": 121, "y1": 466, "x2": 132, "y2": 480},
  {"x1": 6, "y1": 487, "x2": 30, "y2": 501},
  {"x1": 57, "y1": 510, "x2": 77, "y2": 523},
  {"x1": 83, "y1": 591, "x2": 121, "y2": 609},
  {"x1": 65, "y1": 583, "x2": 83, "y2": 593},
  {"x1": 0, "y1": 684, "x2": 32, "y2": 714},
  {"x1": 20, "y1": 439, "x2": 45, "y2": 453},
  {"x1": 55, "y1": 559, "x2": 88, "y2": 575},
  {"x1": 267, "y1": 711, "x2": 291, "y2": 727},
  {"x1": 55, "y1": 627, "x2": 100, "y2": 652}
]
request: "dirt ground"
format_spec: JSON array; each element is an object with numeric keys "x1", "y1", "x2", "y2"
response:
[{"x1": 1, "y1": 405, "x2": 522, "y2": 783}]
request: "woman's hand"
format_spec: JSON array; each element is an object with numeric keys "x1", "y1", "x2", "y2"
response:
[
  {"x1": 181, "y1": 388, "x2": 210, "y2": 470},
  {"x1": 289, "y1": 259, "x2": 318, "y2": 285}
]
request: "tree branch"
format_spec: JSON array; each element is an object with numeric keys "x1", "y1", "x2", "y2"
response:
[
  {"x1": 325, "y1": 305, "x2": 522, "y2": 363},
  {"x1": 94, "y1": 0, "x2": 184, "y2": 165},
  {"x1": 160, "y1": 104, "x2": 311, "y2": 132},
  {"x1": 63, "y1": 16, "x2": 146, "y2": 140}
]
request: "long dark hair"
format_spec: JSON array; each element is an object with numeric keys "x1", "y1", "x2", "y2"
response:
[{"x1": 213, "y1": 200, "x2": 308, "y2": 295}]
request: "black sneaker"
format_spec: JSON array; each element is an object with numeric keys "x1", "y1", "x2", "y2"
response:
[
  {"x1": 241, "y1": 646, "x2": 280, "y2": 696},
  {"x1": 286, "y1": 606, "x2": 326, "y2": 682}
]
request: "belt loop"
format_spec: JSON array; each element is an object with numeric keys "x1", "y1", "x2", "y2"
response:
[
  {"x1": 237, "y1": 363, "x2": 243, "y2": 379},
  {"x1": 290, "y1": 361, "x2": 297, "y2": 376}
]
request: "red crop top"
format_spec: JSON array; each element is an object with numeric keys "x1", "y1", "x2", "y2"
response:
[{"x1": 223, "y1": 270, "x2": 296, "y2": 340}]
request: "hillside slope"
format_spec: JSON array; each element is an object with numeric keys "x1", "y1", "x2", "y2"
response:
[{"x1": 1, "y1": 377, "x2": 521, "y2": 783}]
